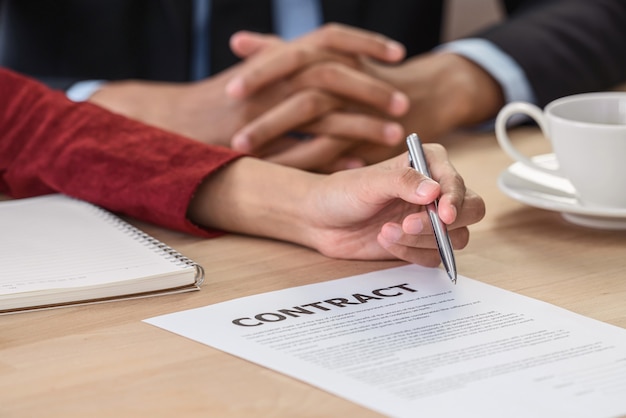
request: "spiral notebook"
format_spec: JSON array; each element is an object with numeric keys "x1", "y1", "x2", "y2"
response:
[{"x1": 0, "y1": 194, "x2": 204, "y2": 314}]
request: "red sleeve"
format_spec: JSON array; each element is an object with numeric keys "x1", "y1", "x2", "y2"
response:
[{"x1": 0, "y1": 68, "x2": 243, "y2": 237}]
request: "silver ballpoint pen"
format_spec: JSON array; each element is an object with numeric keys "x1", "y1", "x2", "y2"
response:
[{"x1": 406, "y1": 133, "x2": 457, "y2": 284}]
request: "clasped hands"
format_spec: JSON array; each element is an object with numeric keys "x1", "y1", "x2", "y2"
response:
[{"x1": 90, "y1": 24, "x2": 500, "y2": 172}]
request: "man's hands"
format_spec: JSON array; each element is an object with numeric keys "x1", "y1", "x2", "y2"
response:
[
  {"x1": 89, "y1": 24, "x2": 410, "y2": 171},
  {"x1": 228, "y1": 26, "x2": 505, "y2": 169},
  {"x1": 90, "y1": 22, "x2": 504, "y2": 173},
  {"x1": 188, "y1": 144, "x2": 485, "y2": 265}
]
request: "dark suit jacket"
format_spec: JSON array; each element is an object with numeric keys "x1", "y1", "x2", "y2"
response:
[{"x1": 1, "y1": 0, "x2": 625, "y2": 106}]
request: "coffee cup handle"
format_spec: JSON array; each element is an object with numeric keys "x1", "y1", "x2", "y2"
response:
[{"x1": 495, "y1": 102, "x2": 557, "y2": 175}]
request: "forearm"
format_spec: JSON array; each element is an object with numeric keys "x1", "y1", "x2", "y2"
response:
[
  {"x1": 0, "y1": 68, "x2": 242, "y2": 236},
  {"x1": 188, "y1": 157, "x2": 318, "y2": 247}
]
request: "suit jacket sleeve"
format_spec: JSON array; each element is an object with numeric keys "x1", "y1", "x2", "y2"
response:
[
  {"x1": 0, "y1": 68, "x2": 242, "y2": 237},
  {"x1": 477, "y1": 0, "x2": 626, "y2": 106}
]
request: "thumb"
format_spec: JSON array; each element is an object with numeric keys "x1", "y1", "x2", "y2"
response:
[{"x1": 354, "y1": 154, "x2": 441, "y2": 206}]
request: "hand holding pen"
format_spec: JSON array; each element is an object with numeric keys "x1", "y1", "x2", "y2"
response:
[{"x1": 370, "y1": 138, "x2": 484, "y2": 268}]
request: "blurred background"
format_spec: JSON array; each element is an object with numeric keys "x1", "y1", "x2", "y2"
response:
[{"x1": 444, "y1": 0, "x2": 502, "y2": 41}]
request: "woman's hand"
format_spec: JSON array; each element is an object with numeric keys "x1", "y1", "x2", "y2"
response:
[{"x1": 189, "y1": 144, "x2": 485, "y2": 265}]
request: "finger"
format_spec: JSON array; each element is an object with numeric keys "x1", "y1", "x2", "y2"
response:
[
  {"x1": 422, "y1": 143, "x2": 466, "y2": 224},
  {"x1": 444, "y1": 189, "x2": 486, "y2": 229},
  {"x1": 231, "y1": 90, "x2": 342, "y2": 152},
  {"x1": 379, "y1": 219, "x2": 471, "y2": 251},
  {"x1": 226, "y1": 24, "x2": 405, "y2": 99},
  {"x1": 263, "y1": 135, "x2": 359, "y2": 172},
  {"x1": 291, "y1": 62, "x2": 409, "y2": 116},
  {"x1": 358, "y1": 155, "x2": 443, "y2": 207},
  {"x1": 226, "y1": 44, "x2": 356, "y2": 99},
  {"x1": 408, "y1": 144, "x2": 485, "y2": 228},
  {"x1": 377, "y1": 223, "x2": 442, "y2": 266},
  {"x1": 401, "y1": 219, "x2": 471, "y2": 249},
  {"x1": 397, "y1": 215, "x2": 470, "y2": 249},
  {"x1": 300, "y1": 23, "x2": 405, "y2": 62},
  {"x1": 231, "y1": 82, "x2": 405, "y2": 153},
  {"x1": 230, "y1": 31, "x2": 282, "y2": 58},
  {"x1": 231, "y1": 24, "x2": 405, "y2": 62},
  {"x1": 301, "y1": 113, "x2": 404, "y2": 146}
]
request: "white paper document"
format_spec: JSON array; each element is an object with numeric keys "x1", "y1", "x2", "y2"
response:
[{"x1": 145, "y1": 265, "x2": 626, "y2": 417}]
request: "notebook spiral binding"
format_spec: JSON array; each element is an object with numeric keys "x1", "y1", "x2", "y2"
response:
[{"x1": 80, "y1": 198, "x2": 205, "y2": 286}]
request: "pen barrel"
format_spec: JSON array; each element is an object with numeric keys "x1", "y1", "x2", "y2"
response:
[
  {"x1": 407, "y1": 133, "x2": 457, "y2": 283},
  {"x1": 426, "y1": 201, "x2": 456, "y2": 279},
  {"x1": 406, "y1": 134, "x2": 431, "y2": 178}
]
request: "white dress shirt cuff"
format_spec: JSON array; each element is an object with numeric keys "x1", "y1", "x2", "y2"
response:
[
  {"x1": 438, "y1": 38, "x2": 536, "y2": 105},
  {"x1": 66, "y1": 80, "x2": 106, "y2": 102}
]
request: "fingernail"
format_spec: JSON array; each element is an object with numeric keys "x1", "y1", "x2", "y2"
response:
[
  {"x1": 389, "y1": 92, "x2": 409, "y2": 116},
  {"x1": 383, "y1": 122, "x2": 403, "y2": 143},
  {"x1": 225, "y1": 77, "x2": 245, "y2": 98},
  {"x1": 386, "y1": 41, "x2": 405, "y2": 61},
  {"x1": 231, "y1": 133, "x2": 250, "y2": 152},
  {"x1": 416, "y1": 179, "x2": 439, "y2": 198}
]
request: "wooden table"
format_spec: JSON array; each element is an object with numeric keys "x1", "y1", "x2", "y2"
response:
[{"x1": 2, "y1": 128, "x2": 626, "y2": 417}]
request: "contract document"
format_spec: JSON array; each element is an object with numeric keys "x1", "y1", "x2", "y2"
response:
[{"x1": 145, "y1": 265, "x2": 626, "y2": 418}]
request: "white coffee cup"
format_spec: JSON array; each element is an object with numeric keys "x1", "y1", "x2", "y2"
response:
[{"x1": 495, "y1": 92, "x2": 626, "y2": 209}]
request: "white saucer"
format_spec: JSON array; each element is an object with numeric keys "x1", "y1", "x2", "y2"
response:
[{"x1": 498, "y1": 154, "x2": 626, "y2": 229}]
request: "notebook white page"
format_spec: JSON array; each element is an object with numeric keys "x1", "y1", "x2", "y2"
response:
[{"x1": 0, "y1": 194, "x2": 198, "y2": 310}]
